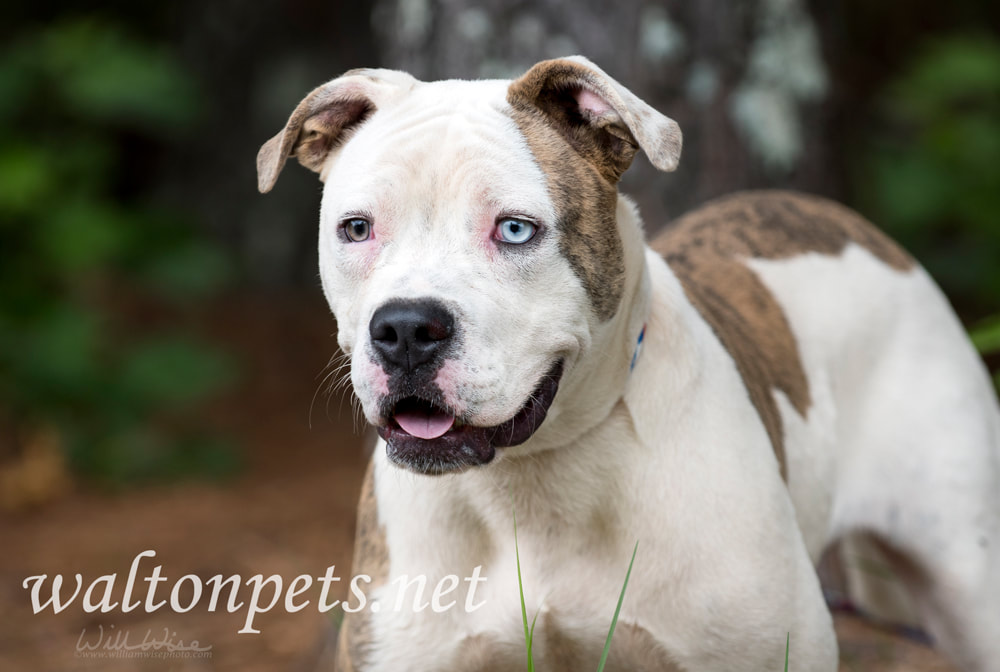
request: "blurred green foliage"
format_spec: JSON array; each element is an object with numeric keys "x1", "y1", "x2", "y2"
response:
[
  {"x1": 970, "y1": 314, "x2": 1000, "y2": 390},
  {"x1": 0, "y1": 19, "x2": 239, "y2": 485},
  {"x1": 970, "y1": 315, "x2": 1000, "y2": 354},
  {"x1": 856, "y1": 35, "x2": 1000, "y2": 313}
]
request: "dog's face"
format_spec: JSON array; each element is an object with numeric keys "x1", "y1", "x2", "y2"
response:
[
  {"x1": 258, "y1": 57, "x2": 681, "y2": 474},
  {"x1": 321, "y1": 81, "x2": 583, "y2": 474}
]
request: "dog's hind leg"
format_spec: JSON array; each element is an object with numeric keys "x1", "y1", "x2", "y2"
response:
[
  {"x1": 837, "y1": 448, "x2": 1000, "y2": 670},
  {"x1": 834, "y1": 533, "x2": 922, "y2": 629},
  {"x1": 839, "y1": 529, "x2": 1000, "y2": 669},
  {"x1": 830, "y1": 271, "x2": 1000, "y2": 671},
  {"x1": 883, "y1": 533, "x2": 1000, "y2": 671}
]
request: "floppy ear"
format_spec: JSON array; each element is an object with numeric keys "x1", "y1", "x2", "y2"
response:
[
  {"x1": 256, "y1": 68, "x2": 418, "y2": 193},
  {"x1": 507, "y1": 56, "x2": 682, "y2": 181}
]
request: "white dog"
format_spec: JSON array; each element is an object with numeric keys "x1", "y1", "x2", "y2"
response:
[{"x1": 258, "y1": 56, "x2": 1000, "y2": 671}]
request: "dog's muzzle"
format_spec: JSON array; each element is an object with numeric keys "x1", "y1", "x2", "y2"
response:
[{"x1": 376, "y1": 360, "x2": 564, "y2": 475}]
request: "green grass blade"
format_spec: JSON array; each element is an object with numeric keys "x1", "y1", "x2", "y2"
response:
[
  {"x1": 596, "y1": 541, "x2": 639, "y2": 672},
  {"x1": 513, "y1": 506, "x2": 534, "y2": 672},
  {"x1": 784, "y1": 632, "x2": 790, "y2": 672},
  {"x1": 529, "y1": 606, "x2": 541, "y2": 662}
]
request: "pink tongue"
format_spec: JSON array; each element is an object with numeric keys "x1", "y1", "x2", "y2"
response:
[{"x1": 395, "y1": 409, "x2": 455, "y2": 440}]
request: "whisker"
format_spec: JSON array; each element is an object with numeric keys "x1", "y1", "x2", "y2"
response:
[
  {"x1": 309, "y1": 351, "x2": 347, "y2": 429},
  {"x1": 310, "y1": 350, "x2": 356, "y2": 433}
]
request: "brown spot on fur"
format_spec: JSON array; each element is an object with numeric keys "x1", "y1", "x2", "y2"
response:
[
  {"x1": 257, "y1": 67, "x2": 421, "y2": 194},
  {"x1": 433, "y1": 606, "x2": 684, "y2": 670},
  {"x1": 539, "y1": 610, "x2": 592, "y2": 670},
  {"x1": 653, "y1": 191, "x2": 914, "y2": 480},
  {"x1": 538, "y1": 610, "x2": 681, "y2": 671},
  {"x1": 446, "y1": 632, "x2": 524, "y2": 671},
  {"x1": 610, "y1": 622, "x2": 684, "y2": 671},
  {"x1": 335, "y1": 458, "x2": 388, "y2": 672},
  {"x1": 507, "y1": 78, "x2": 626, "y2": 321},
  {"x1": 257, "y1": 91, "x2": 373, "y2": 193},
  {"x1": 293, "y1": 98, "x2": 373, "y2": 173}
]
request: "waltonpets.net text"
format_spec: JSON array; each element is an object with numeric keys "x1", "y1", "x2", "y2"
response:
[{"x1": 23, "y1": 550, "x2": 488, "y2": 634}]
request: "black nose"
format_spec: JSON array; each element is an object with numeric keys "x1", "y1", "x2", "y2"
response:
[{"x1": 369, "y1": 299, "x2": 456, "y2": 374}]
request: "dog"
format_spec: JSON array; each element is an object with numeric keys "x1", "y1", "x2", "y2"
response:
[{"x1": 257, "y1": 56, "x2": 1000, "y2": 671}]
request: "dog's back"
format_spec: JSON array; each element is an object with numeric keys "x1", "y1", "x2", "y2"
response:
[
  {"x1": 653, "y1": 190, "x2": 915, "y2": 482},
  {"x1": 654, "y1": 189, "x2": 1000, "y2": 668}
]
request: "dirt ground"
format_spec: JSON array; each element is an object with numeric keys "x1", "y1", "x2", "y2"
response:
[{"x1": 0, "y1": 294, "x2": 957, "y2": 671}]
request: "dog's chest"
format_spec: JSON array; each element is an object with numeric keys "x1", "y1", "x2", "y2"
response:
[{"x1": 368, "y1": 408, "x2": 675, "y2": 669}]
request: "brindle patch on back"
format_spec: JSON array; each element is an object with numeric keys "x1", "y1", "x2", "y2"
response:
[
  {"x1": 507, "y1": 77, "x2": 626, "y2": 321},
  {"x1": 336, "y1": 458, "x2": 389, "y2": 672},
  {"x1": 653, "y1": 191, "x2": 914, "y2": 480}
]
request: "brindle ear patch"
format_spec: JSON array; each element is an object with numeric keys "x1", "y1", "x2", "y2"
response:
[
  {"x1": 511, "y1": 65, "x2": 636, "y2": 182},
  {"x1": 508, "y1": 56, "x2": 681, "y2": 183},
  {"x1": 294, "y1": 98, "x2": 373, "y2": 173}
]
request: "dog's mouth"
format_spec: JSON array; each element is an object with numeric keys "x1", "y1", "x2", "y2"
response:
[
  {"x1": 391, "y1": 397, "x2": 459, "y2": 440},
  {"x1": 377, "y1": 360, "x2": 564, "y2": 475}
]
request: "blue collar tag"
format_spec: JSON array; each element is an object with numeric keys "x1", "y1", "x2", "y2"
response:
[{"x1": 629, "y1": 324, "x2": 646, "y2": 373}]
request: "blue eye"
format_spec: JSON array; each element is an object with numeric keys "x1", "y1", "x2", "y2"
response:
[
  {"x1": 496, "y1": 217, "x2": 537, "y2": 244},
  {"x1": 343, "y1": 218, "x2": 371, "y2": 242}
]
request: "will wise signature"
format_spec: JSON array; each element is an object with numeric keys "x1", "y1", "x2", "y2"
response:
[{"x1": 76, "y1": 624, "x2": 212, "y2": 653}]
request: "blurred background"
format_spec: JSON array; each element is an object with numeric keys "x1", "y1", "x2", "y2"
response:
[{"x1": 1, "y1": 1, "x2": 998, "y2": 670}]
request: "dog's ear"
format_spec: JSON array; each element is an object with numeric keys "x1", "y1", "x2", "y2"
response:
[
  {"x1": 507, "y1": 56, "x2": 682, "y2": 181},
  {"x1": 256, "y1": 69, "x2": 417, "y2": 193}
]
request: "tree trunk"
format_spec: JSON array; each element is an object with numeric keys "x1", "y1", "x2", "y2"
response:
[{"x1": 372, "y1": 0, "x2": 840, "y2": 231}]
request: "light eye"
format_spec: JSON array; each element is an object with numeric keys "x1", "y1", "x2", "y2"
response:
[
  {"x1": 496, "y1": 217, "x2": 537, "y2": 245},
  {"x1": 343, "y1": 217, "x2": 371, "y2": 242}
]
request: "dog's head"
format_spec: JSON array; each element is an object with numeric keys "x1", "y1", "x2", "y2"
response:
[{"x1": 258, "y1": 57, "x2": 681, "y2": 474}]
